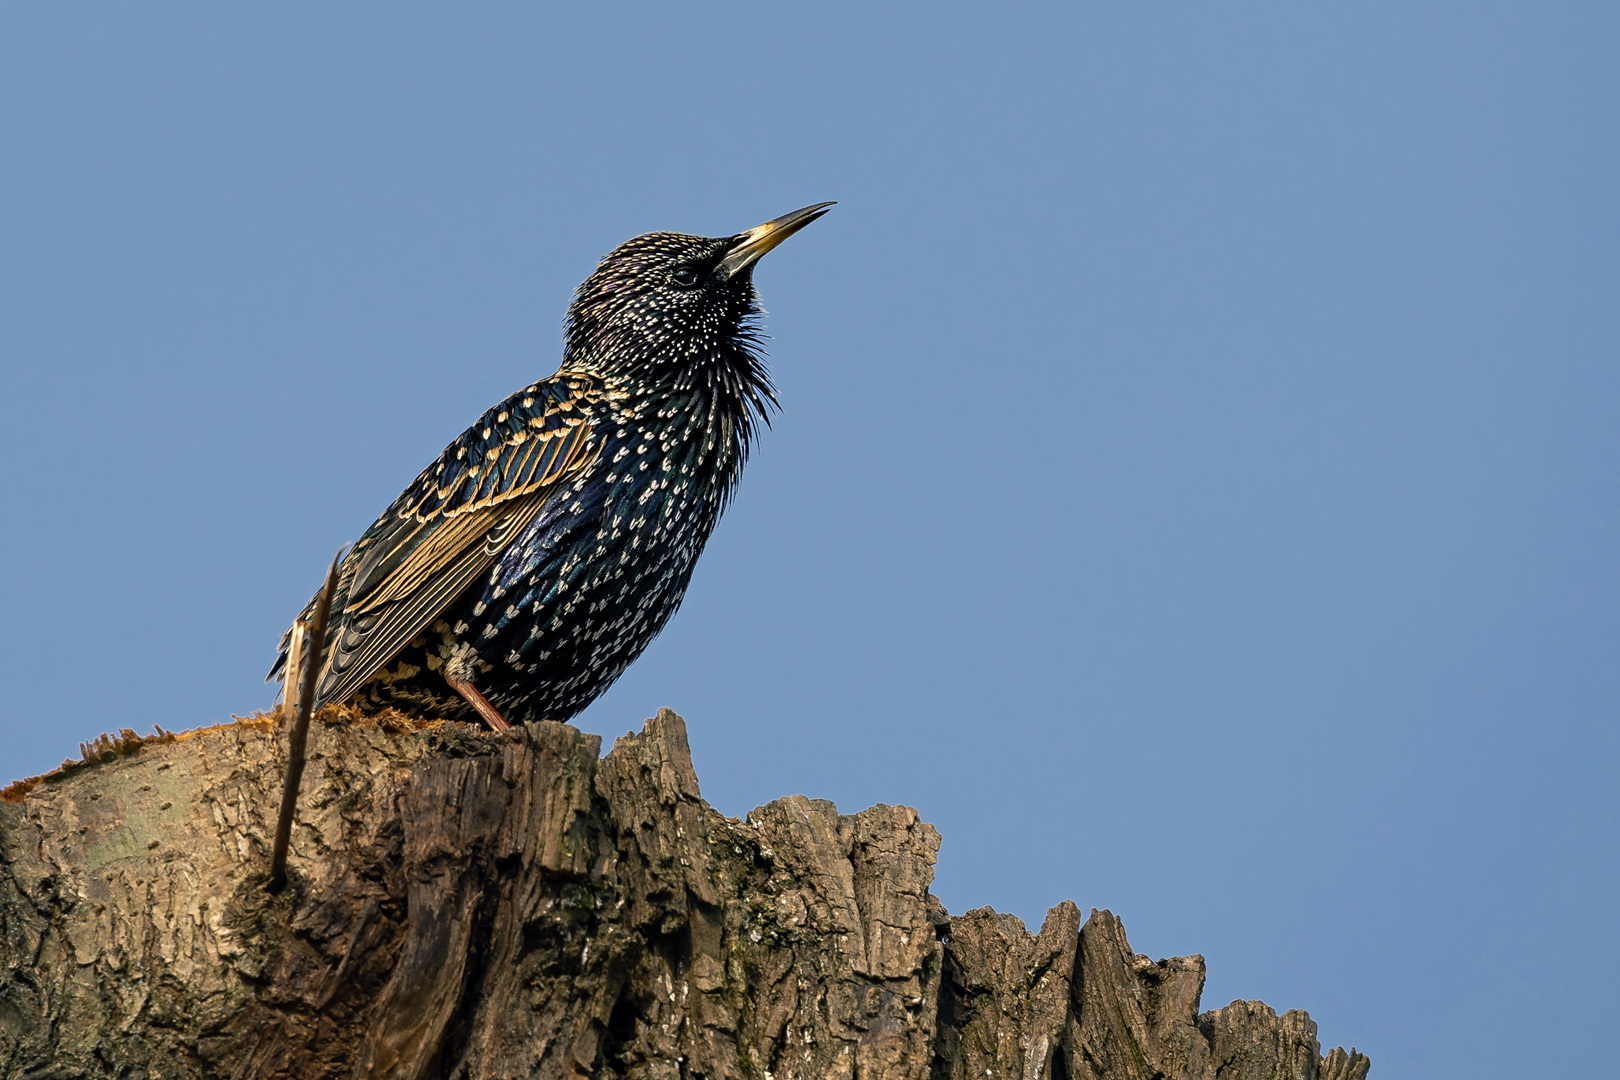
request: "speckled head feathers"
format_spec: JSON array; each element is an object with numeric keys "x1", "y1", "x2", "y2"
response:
[
  {"x1": 564, "y1": 232, "x2": 747, "y2": 362},
  {"x1": 562, "y1": 204, "x2": 833, "y2": 381}
]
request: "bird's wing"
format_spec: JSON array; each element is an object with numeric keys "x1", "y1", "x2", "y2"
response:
[
  {"x1": 343, "y1": 386, "x2": 597, "y2": 611},
  {"x1": 281, "y1": 376, "x2": 602, "y2": 709}
]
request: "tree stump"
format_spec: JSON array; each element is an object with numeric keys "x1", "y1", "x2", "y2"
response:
[{"x1": 0, "y1": 709, "x2": 1369, "y2": 1079}]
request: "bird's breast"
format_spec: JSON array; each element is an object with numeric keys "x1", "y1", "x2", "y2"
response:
[{"x1": 477, "y1": 401, "x2": 739, "y2": 636}]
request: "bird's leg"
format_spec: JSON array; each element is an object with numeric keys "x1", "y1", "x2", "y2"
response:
[
  {"x1": 443, "y1": 673, "x2": 512, "y2": 732},
  {"x1": 442, "y1": 644, "x2": 511, "y2": 731}
]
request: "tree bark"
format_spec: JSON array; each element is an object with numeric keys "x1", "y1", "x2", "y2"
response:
[{"x1": 0, "y1": 710, "x2": 1368, "y2": 1080}]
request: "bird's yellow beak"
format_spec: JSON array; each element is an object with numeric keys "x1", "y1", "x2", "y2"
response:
[{"x1": 717, "y1": 202, "x2": 835, "y2": 279}]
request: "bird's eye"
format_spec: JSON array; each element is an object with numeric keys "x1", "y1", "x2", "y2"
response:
[{"x1": 669, "y1": 266, "x2": 702, "y2": 288}]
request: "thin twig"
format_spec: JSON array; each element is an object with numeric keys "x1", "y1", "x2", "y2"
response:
[
  {"x1": 267, "y1": 549, "x2": 344, "y2": 893},
  {"x1": 279, "y1": 618, "x2": 306, "y2": 722}
]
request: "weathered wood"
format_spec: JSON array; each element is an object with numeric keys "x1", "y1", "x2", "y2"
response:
[{"x1": 0, "y1": 710, "x2": 1368, "y2": 1079}]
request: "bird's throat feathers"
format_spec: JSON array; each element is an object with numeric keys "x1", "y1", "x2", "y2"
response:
[{"x1": 561, "y1": 275, "x2": 777, "y2": 465}]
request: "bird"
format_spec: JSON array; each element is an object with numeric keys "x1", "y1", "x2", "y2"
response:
[{"x1": 270, "y1": 203, "x2": 833, "y2": 730}]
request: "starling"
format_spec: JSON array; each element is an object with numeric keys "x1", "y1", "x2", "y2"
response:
[{"x1": 271, "y1": 203, "x2": 833, "y2": 730}]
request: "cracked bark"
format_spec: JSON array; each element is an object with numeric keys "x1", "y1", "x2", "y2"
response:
[{"x1": 0, "y1": 710, "x2": 1368, "y2": 1079}]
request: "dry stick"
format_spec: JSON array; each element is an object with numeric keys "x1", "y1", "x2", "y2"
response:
[
  {"x1": 278, "y1": 618, "x2": 306, "y2": 721},
  {"x1": 267, "y1": 550, "x2": 344, "y2": 893}
]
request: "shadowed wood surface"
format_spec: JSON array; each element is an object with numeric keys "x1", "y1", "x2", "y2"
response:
[{"x1": 0, "y1": 710, "x2": 1368, "y2": 1079}]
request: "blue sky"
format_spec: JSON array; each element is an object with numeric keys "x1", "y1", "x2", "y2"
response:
[{"x1": 3, "y1": 5, "x2": 1616, "y2": 1075}]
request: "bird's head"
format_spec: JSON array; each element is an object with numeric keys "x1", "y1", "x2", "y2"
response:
[{"x1": 563, "y1": 203, "x2": 833, "y2": 383}]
